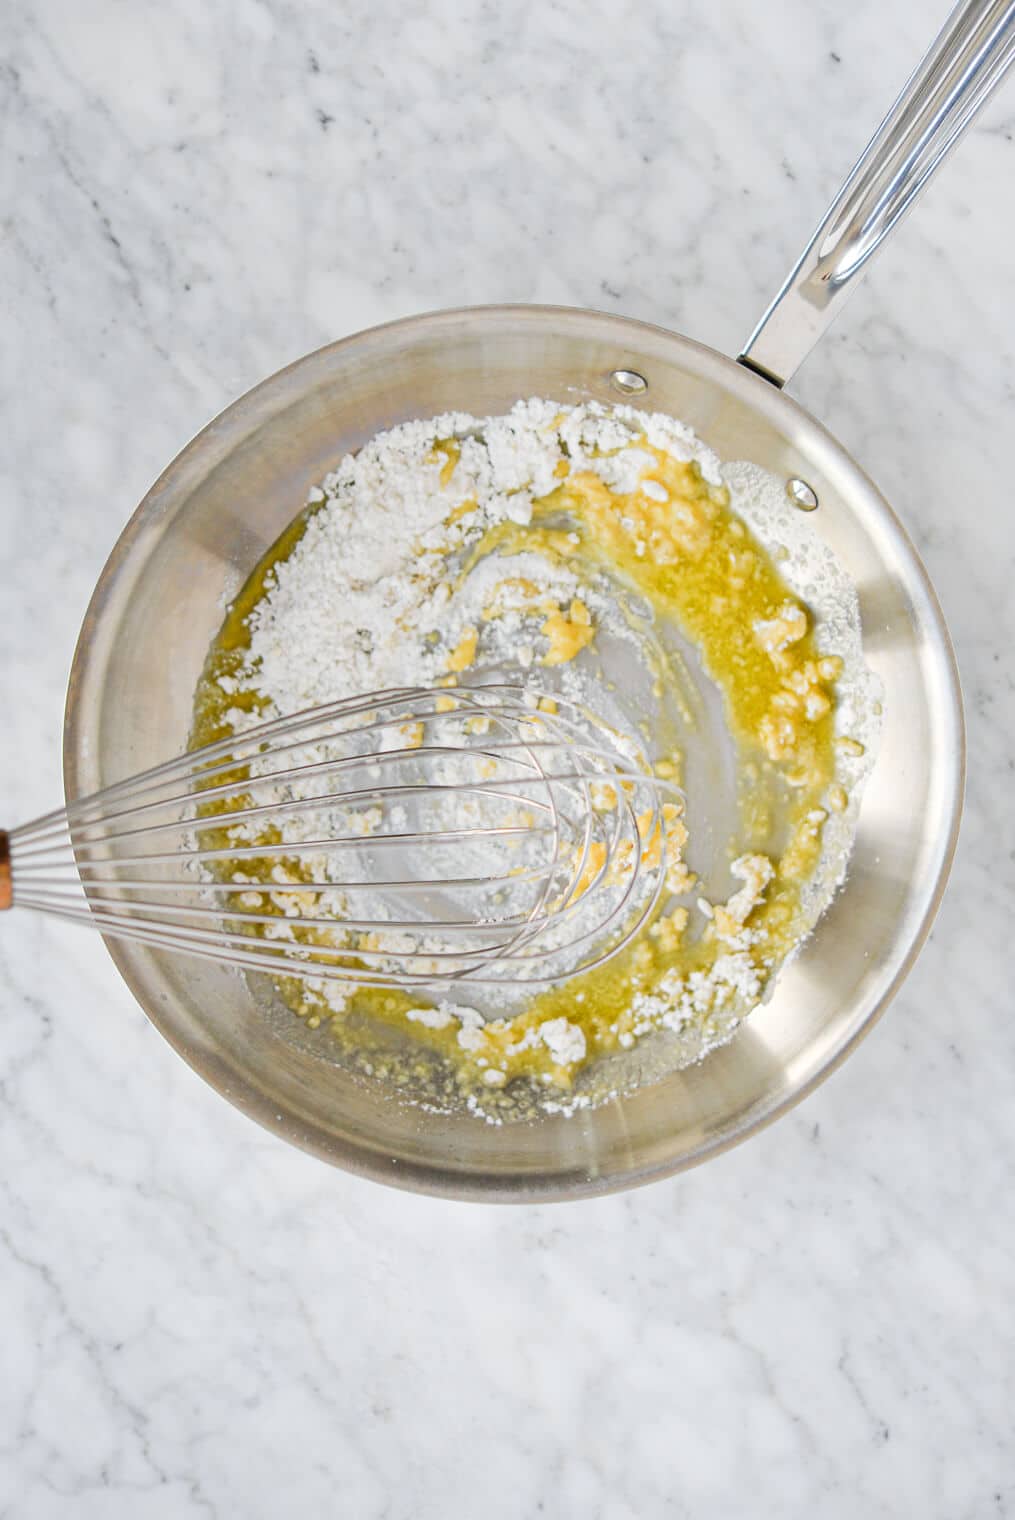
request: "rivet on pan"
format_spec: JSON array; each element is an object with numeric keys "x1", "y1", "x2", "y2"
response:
[
  {"x1": 610, "y1": 369, "x2": 649, "y2": 395},
  {"x1": 786, "y1": 477, "x2": 819, "y2": 511}
]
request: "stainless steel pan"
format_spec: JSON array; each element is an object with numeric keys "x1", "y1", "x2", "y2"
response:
[{"x1": 63, "y1": 1, "x2": 1013, "y2": 1199}]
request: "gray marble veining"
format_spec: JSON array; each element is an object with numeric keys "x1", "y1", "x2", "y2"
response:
[{"x1": 2, "y1": 1, "x2": 1014, "y2": 1515}]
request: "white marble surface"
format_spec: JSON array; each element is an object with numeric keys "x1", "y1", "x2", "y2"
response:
[{"x1": 2, "y1": 0, "x2": 1014, "y2": 1513}]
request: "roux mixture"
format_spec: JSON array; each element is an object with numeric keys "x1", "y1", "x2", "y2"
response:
[{"x1": 191, "y1": 400, "x2": 874, "y2": 1116}]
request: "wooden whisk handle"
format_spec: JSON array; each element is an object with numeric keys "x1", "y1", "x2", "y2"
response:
[{"x1": 0, "y1": 830, "x2": 11, "y2": 911}]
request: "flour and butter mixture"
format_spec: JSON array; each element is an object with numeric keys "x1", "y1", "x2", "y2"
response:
[{"x1": 191, "y1": 399, "x2": 880, "y2": 1118}]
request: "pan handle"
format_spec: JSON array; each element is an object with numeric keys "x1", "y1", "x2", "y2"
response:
[{"x1": 738, "y1": 0, "x2": 1015, "y2": 388}]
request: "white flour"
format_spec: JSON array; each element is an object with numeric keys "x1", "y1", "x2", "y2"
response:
[{"x1": 243, "y1": 398, "x2": 723, "y2": 715}]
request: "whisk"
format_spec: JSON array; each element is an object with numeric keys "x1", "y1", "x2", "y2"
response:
[{"x1": 1, "y1": 684, "x2": 678, "y2": 988}]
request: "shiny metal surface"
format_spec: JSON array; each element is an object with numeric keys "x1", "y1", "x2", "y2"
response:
[
  {"x1": 63, "y1": 305, "x2": 964, "y2": 1200},
  {"x1": 740, "y1": 0, "x2": 1015, "y2": 385},
  {"x1": 786, "y1": 477, "x2": 820, "y2": 512},
  {"x1": 609, "y1": 368, "x2": 649, "y2": 395}
]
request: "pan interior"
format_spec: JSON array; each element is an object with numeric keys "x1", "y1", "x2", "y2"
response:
[{"x1": 63, "y1": 307, "x2": 963, "y2": 1199}]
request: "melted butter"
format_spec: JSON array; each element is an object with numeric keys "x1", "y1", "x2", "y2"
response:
[
  {"x1": 541, "y1": 598, "x2": 595, "y2": 665},
  {"x1": 445, "y1": 625, "x2": 478, "y2": 672},
  {"x1": 429, "y1": 438, "x2": 461, "y2": 487},
  {"x1": 191, "y1": 506, "x2": 318, "y2": 744},
  {"x1": 191, "y1": 435, "x2": 844, "y2": 1102}
]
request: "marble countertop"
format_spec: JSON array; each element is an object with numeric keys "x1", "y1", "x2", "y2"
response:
[{"x1": 3, "y1": 1, "x2": 1014, "y2": 1514}]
